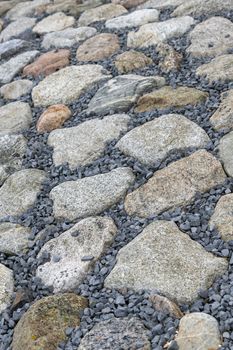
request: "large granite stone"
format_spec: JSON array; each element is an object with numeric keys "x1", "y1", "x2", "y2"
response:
[
  {"x1": 112, "y1": 0, "x2": 148, "y2": 9},
  {"x1": 115, "y1": 50, "x2": 153, "y2": 73},
  {"x1": 218, "y1": 131, "x2": 233, "y2": 177},
  {"x1": 209, "y1": 194, "x2": 233, "y2": 241},
  {"x1": 32, "y1": 65, "x2": 111, "y2": 107},
  {"x1": 0, "y1": 263, "x2": 14, "y2": 313},
  {"x1": 116, "y1": 114, "x2": 210, "y2": 166},
  {"x1": 210, "y1": 90, "x2": 233, "y2": 131},
  {"x1": 45, "y1": 0, "x2": 103, "y2": 16},
  {"x1": 125, "y1": 150, "x2": 226, "y2": 217},
  {"x1": 0, "y1": 101, "x2": 32, "y2": 135},
  {"x1": 172, "y1": 0, "x2": 233, "y2": 17},
  {"x1": 33, "y1": 12, "x2": 75, "y2": 34},
  {"x1": 6, "y1": 0, "x2": 50, "y2": 20},
  {"x1": 0, "y1": 17, "x2": 36, "y2": 42},
  {"x1": 196, "y1": 54, "x2": 233, "y2": 83},
  {"x1": 37, "y1": 216, "x2": 117, "y2": 292},
  {"x1": 105, "y1": 220, "x2": 228, "y2": 303},
  {"x1": 0, "y1": 222, "x2": 30, "y2": 255},
  {"x1": 105, "y1": 9, "x2": 159, "y2": 29},
  {"x1": 0, "y1": 39, "x2": 29, "y2": 59},
  {"x1": 50, "y1": 167, "x2": 135, "y2": 221},
  {"x1": 137, "y1": 0, "x2": 184, "y2": 9},
  {"x1": 0, "y1": 79, "x2": 33, "y2": 100}
]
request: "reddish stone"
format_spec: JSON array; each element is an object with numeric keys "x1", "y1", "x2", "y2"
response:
[{"x1": 36, "y1": 104, "x2": 71, "y2": 133}]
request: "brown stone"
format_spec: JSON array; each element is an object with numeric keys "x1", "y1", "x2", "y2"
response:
[
  {"x1": 76, "y1": 33, "x2": 120, "y2": 62},
  {"x1": 112, "y1": 0, "x2": 147, "y2": 9},
  {"x1": 210, "y1": 89, "x2": 233, "y2": 131},
  {"x1": 115, "y1": 50, "x2": 153, "y2": 73},
  {"x1": 23, "y1": 49, "x2": 70, "y2": 77},
  {"x1": 157, "y1": 42, "x2": 183, "y2": 72},
  {"x1": 36, "y1": 104, "x2": 71, "y2": 133},
  {"x1": 149, "y1": 295, "x2": 184, "y2": 318}
]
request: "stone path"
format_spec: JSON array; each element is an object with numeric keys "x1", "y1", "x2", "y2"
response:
[{"x1": 0, "y1": 1, "x2": 233, "y2": 350}]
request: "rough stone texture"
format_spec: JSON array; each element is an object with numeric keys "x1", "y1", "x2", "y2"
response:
[
  {"x1": 0, "y1": 19, "x2": 3, "y2": 31},
  {"x1": 210, "y1": 90, "x2": 233, "y2": 131},
  {"x1": 6, "y1": 0, "x2": 51, "y2": 20},
  {"x1": 76, "y1": 33, "x2": 120, "y2": 62},
  {"x1": 0, "y1": 101, "x2": 32, "y2": 135},
  {"x1": 172, "y1": 0, "x2": 233, "y2": 17},
  {"x1": 187, "y1": 17, "x2": 233, "y2": 58},
  {"x1": 23, "y1": 49, "x2": 70, "y2": 77},
  {"x1": 32, "y1": 12, "x2": 75, "y2": 34},
  {"x1": 32, "y1": 65, "x2": 111, "y2": 107},
  {"x1": 112, "y1": 0, "x2": 147, "y2": 9},
  {"x1": 48, "y1": 114, "x2": 130, "y2": 168},
  {"x1": 218, "y1": 131, "x2": 233, "y2": 177},
  {"x1": 105, "y1": 9, "x2": 159, "y2": 29},
  {"x1": 78, "y1": 317, "x2": 151, "y2": 350},
  {"x1": 0, "y1": 50, "x2": 39, "y2": 84},
  {"x1": 0, "y1": 222, "x2": 30, "y2": 255},
  {"x1": 87, "y1": 74, "x2": 165, "y2": 115},
  {"x1": 115, "y1": 50, "x2": 153, "y2": 73},
  {"x1": 0, "y1": 79, "x2": 33, "y2": 100},
  {"x1": 78, "y1": 3, "x2": 128, "y2": 26},
  {"x1": 50, "y1": 167, "x2": 135, "y2": 221},
  {"x1": 12, "y1": 294, "x2": 88, "y2": 350},
  {"x1": 42, "y1": 26, "x2": 97, "y2": 49},
  {"x1": 0, "y1": 264, "x2": 14, "y2": 314},
  {"x1": 0, "y1": 169, "x2": 46, "y2": 219},
  {"x1": 125, "y1": 150, "x2": 226, "y2": 217},
  {"x1": 116, "y1": 114, "x2": 210, "y2": 166},
  {"x1": 37, "y1": 217, "x2": 117, "y2": 292},
  {"x1": 196, "y1": 54, "x2": 233, "y2": 83},
  {"x1": 135, "y1": 86, "x2": 208, "y2": 112},
  {"x1": 157, "y1": 42, "x2": 183, "y2": 72},
  {"x1": 0, "y1": 133, "x2": 27, "y2": 185},
  {"x1": 37, "y1": 104, "x2": 71, "y2": 133},
  {"x1": 0, "y1": 39, "x2": 29, "y2": 59},
  {"x1": 127, "y1": 16, "x2": 195, "y2": 48},
  {"x1": 45, "y1": 0, "x2": 103, "y2": 17},
  {"x1": 209, "y1": 194, "x2": 233, "y2": 241},
  {"x1": 175, "y1": 313, "x2": 222, "y2": 350},
  {"x1": 149, "y1": 295, "x2": 183, "y2": 318},
  {"x1": 105, "y1": 220, "x2": 228, "y2": 303},
  {"x1": 0, "y1": 0, "x2": 20, "y2": 17},
  {"x1": 137, "y1": 0, "x2": 184, "y2": 9},
  {"x1": 0, "y1": 17, "x2": 36, "y2": 42}
]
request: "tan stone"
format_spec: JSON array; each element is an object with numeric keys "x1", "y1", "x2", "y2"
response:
[
  {"x1": 196, "y1": 54, "x2": 233, "y2": 83},
  {"x1": 112, "y1": 0, "x2": 147, "y2": 9},
  {"x1": 37, "y1": 104, "x2": 71, "y2": 133},
  {"x1": 23, "y1": 50, "x2": 70, "y2": 77},
  {"x1": 149, "y1": 295, "x2": 183, "y2": 318},
  {"x1": 32, "y1": 12, "x2": 75, "y2": 34},
  {"x1": 115, "y1": 50, "x2": 152, "y2": 73},
  {"x1": 210, "y1": 194, "x2": 233, "y2": 241},
  {"x1": 210, "y1": 90, "x2": 233, "y2": 131},
  {"x1": 76, "y1": 33, "x2": 120, "y2": 62},
  {"x1": 157, "y1": 42, "x2": 183, "y2": 72},
  {"x1": 135, "y1": 86, "x2": 208, "y2": 112}
]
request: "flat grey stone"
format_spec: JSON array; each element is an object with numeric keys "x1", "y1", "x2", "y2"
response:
[
  {"x1": 196, "y1": 54, "x2": 233, "y2": 83},
  {"x1": 50, "y1": 167, "x2": 135, "y2": 221},
  {"x1": 105, "y1": 220, "x2": 228, "y2": 303},
  {"x1": 116, "y1": 114, "x2": 210, "y2": 166},
  {"x1": 87, "y1": 74, "x2": 165, "y2": 115},
  {"x1": 127, "y1": 16, "x2": 195, "y2": 48},
  {"x1": 32, "y1": 12, "x2": 75, "y2": 34},
  {"x1": 137, "y1": 0, "x2": 184, "y2": 9},
  {"x1": 209, "y1": 194, "x2": 233, "y2": 241},
  {"x1": 125, "y1": 150, "x2": 226, "y2": 217},
  {"x1": 172, "y1": 0, "x2": 233, "y2": 17},
  {"x1": 210, "y1": 90, "x2": 233, "y2": 131},
  {"x1": 0, "y1": 39, "x2": 29, "y2": 59},
  {"x1": 37, "y1": 216, "x2": 117, "y2": 292},
  {"x1": 48, "y1": 114, "x2": 130, "y2": 169},
  {"x1": 6, "y1": 0, "x2": 50, "y2": 20},
  {"x1": 0, "y1": 133, "x2": 27, "y2": 185},
  {"x1": 175, "y1": 313, "x2": 222, "y2": 350},
  {"x1": 218, "y1": 131, "x2": 233, "y2": 177},
  {"x1": 0, "y1": 79, "x2": 33, "y2": 100},
  {"x1": 187, "y1": 17, "x2": 233, "y2": 57},
  {"x1": 0, "y1": 17, "x2": 36, "y2": 42},
  {"x1": 0, "y1": 169, "x2": 46, "y2": 219},
  {"x1": 0, "y1": 222, "x2": 30, "y2": 255},
  {"x1": 0, "y1": 101, "x2": 32, "y2": 135},
  {"x1": 78, "y1": 317, "x2": 151, "y2": 350},
  {"x1": 105, "y1": 9, "x2": 159, "y2": 29},
  {"x1": 0, "y1": 263, "x2": 14, "y2": 313},
  {"x1": 32, "y1": 65, "x2": 111, "y2": 107},
  {"x1": 0, "y1": 50, "x2": 39, "y2": 84}
]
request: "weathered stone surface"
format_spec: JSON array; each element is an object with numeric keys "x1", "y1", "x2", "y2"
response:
[
  {"x1": 87, "y1": 74, "x2": 165, "y2": 115},
  {"x1": 172, "y1": 0, "x2": 233, "y2": 17},
  {"x1": 42, "y1": 26, "x2": 96, "y2": 49},
  {"x1": 76, "y1": 33, "x2": 120, "y2": 62},
  {"x1": 0, "y1": 19, "x2": 3, "y2": 31},
  {"x1": 105, "y1": 220, "x2": 228, "y2": 303},
  {"x1": 175, "y1": 313, "x2": 222, "y2": 350},
  {"x1": 115, "y1": 50, "x2": 152, "y2": 73},
  {"x1": 0, "y1": 263, "x2": 14, "y2": 313},
  {"x1": 0, "y1": 133, "x2": 27, "y2": 185},
  {"x1": 112, "y1": 0, "x2": 147, "y2": 9},
  {"x1": 0, "y1": 0, "x2": 20, "y2": 17},
  {"x1": 149, "y1": 295, "x2": 183, "y2": 318},
  {"x1": 48, "y1": 114, "x2": 129, "y2": 168},
  {"x1": 50, "y1": 167, "x2": 135, "y2": 221},
  {"x1": 210, "y1": 90, "x2": 233, "y2": 131},
  {"x1": 135, "y1": 86, "x2": 208, "y2": 112},
  {"x1": 157, "y1": 42, "x2": 183, "y2": 72},
  {"x1": 37, "y1": 217, "x2": 117, "y2": 292},
  {"x1": 0, "y1": 222, "x2": 30, "y2": 255},
  {"x1": 32, "y1": 65, "x2": 111, "y2": 107},
  {"x1": 78, "y1": 3, "x2": 128, "y2": 26},
  {"x1": 116, "y1": 114, "x2": 210, "y2": 166},
  {"x1": 125, "y1": 150, "x2": 226, "y2": 217},
  {"x1": 37, "y1": 104, "x2": 71, "y2": 133},
  {"x1": 127, "y1": 16, "x2": 195, "y2": 48},
  {"x1": 0, "y1": 169, "x2": 46, "y2": 219},
  {"x1": 218, "y1": 131, "x2": 233, "y2": 177},
  {"x1": 137, "y1": 0, "x2": 184, "y2": 9},
  {"x1": 0, "y1": 50, "x2": 39, "y2": 84},
  {"x1": 23, "y1": 49, "x2": 70, "y2": 77},
  {"x1": 187, "y1": 17, "x2": 233, "y2": 58},
  {"x1": 46, "y1": 0, "x2": 103, "y2": 16},
  {"x1": 12, "y1": 293, "x2": 88, "y2": 350},
  {"x1": 6, "y1": 0, "x2": 50, "y2": 20},
  {"x1": 106, "y1": 9, "x2": 159, "y2": 29},
  {"x1": 0, "y1": 17, "x2": 36, "y2": 42},
  {"x1": 0, "y1": 79, "x2": 33, "y2": 100},
  {"x1": 0, "y1": 39, "x2": 29, "y2": 59},
  {"x1": 210, "y1": 194, "x2": 233, "y2": 241},
  {"x1": 196, "y1": 54, "x2": 233, "y2": 83},
  {"x1": 33, "y1": 12, "x2": 75, "y2": 34},
  {"x1": 0, "y1": 101, "x2": 32, "y2": 135}
]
